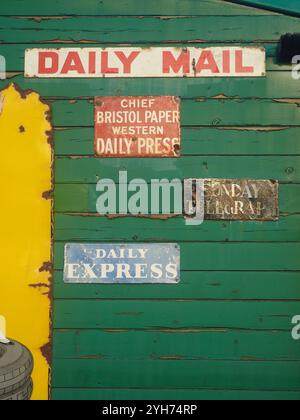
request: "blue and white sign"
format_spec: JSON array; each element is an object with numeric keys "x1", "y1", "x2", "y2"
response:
[{"x1": 64, "y1": 243, "x2": 180, "y2": 284}]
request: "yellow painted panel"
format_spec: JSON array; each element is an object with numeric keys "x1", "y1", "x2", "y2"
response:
[{"x1": 0, "y1": 84, "x2": 52, "y2": 400}]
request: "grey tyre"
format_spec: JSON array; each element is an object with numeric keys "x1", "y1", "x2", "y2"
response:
[
  {"x1": 0, "y1": 340, "x2": 33, "y2": 397},
  {"x1": 1, "y1": 377, "x2": 33, "y2": 401}
]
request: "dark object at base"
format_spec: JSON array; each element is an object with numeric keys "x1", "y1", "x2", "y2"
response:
[
  {"x1": 1, "y1": 378, "x2": 33, "y2": 401},
  {"x1": 278, "y1": 33, "x2": 300, "y2": 63},
  {"x1": 0, "y1": 340, "x2": 34, "y2": 400}
]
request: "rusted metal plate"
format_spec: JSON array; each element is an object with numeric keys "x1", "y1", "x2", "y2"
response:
[
  {"x1": 25, "y1": 47, "x2": 266, "y2": 78},
  {"x1": 184, "y1": 179, "x2": 279, "y2": 221},
  {"x1": 64, "y1": 243, "x2": 180, "y2": 284},
  {"x1": 94, "y1": 96, "x2": 181, "y2": 157}
]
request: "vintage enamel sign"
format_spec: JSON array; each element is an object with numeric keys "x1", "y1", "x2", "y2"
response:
[
  {"x1": 64, "y1": 243, "x2": 180, "y2": 284},
  {"x1": 94, "y1": 96, "x2": 181, "y2": 157},
  {"x1": 25, "y1": 47, "x2": 266, "y2": 78},
  {"x1": 185, "y1": 179, "x2": 279, "y2": 221}
]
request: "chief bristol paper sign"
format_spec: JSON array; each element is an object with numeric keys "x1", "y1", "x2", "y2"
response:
[{"x1": 94, "y1": 96, "x2": 181, "y2": 157}]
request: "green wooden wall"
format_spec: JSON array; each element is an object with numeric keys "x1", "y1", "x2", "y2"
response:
[
  {"x1": 230, "y1": 0, "x2": 300, "y2": 17},
  {"x1": 2, "y1": 0, "x2": 300, "y2": 400}
]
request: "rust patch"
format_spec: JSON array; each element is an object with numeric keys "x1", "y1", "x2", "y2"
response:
[
  {"x1": 79, "y1": 355, "x2": 104, "y2": 360},
  {"x1": 7, "y1": 83, "x2": 54, "y2": 149},
  {"x1": 173, "y1": 143, "x2": 181, "y2": 156},
  {"x1": 150, "y1": 328, "x2": 228, "y2": 333},
  {"x1": 192, "y1": 58, "x2": 197, "y2": 77},
  {"x1": 39, "y1": 261, "x2": 53, "y2": 273},
  {"x1": 42, "y1": 189, "x2": 53, "y2": 200},
  {"x1": 64, "y1": 212, "x2": 179, "y2": 220},
  {"x1": 220, "y1": 126, "x2": 288, "y2": 132},
  {"x1": 16, "y1": 16, "x2": 69, "y2": 22},
  {"x1": 29, "y1": 283, "x2": 50, "y2": 289},
  {"x1": 186, "y1": 39, "x2": 206, "y2": 44},
  {"x1": 46, "y1": 130, "x2": 54, "y2": 147},
  {"x1": 68, "y1": 155, "x2": 89, "y2": 159},
  {"x1": 40, "y1": 341, "x2": 51, "y2": 367},
  {"x1": 196, "y1": 94, "x2": 241, "y2": 101},
  {"x1": 273, "y1": 99, "x2": 300, "y2": 106},
  {"x1": 103, "y1": 329, "x2": 129, "y2": 333},
  {"x1": 107, "y1": 213, "x2": 179, "y2": 220},
  {"x1": 212, "y1": 94, "x2": 234, "y2": 99},
  {"x1": 19, "y1": 125, "x2": 25, "y2": 133},
  {"x1": 158, "y1": 356, "x2": 184, "y2": 360},
  {"x1": 9, "y1": 83, "x2": 35, "y2": 100},
  {"x1": 29, "y1": 280, "x2": 51, "y2": 301},
  {"x1": 41, "y1": 39, "x2": 99, "y2": 44},
  {"x1": 0, "y1": 95, "x2": 5, "y2": 115},
  {"x1": 240, "y1": 356, "x2": 259, "y2": 361},
  {"x1": 115, "y1": 312, "x2": 144, "y2": 316},
  {"x1": 158, "y1": 16, "x2": 192, "y2": 20}
]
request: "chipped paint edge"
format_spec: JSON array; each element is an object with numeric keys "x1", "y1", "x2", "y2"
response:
[{"x1": 0, "y1": 82, "x2": 54, "y2": 400}]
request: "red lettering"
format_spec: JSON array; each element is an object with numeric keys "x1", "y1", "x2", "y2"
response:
[
  {"x1": 235, "y1": 50, "x2": 254, "y2": 73},
  {"x1": 101, "y1": 52, "x2": 118, "y2": 74},
  {"x1": 89, "y1": 51, "x2": 96, "y2": 74},
  {"x1": 163, "y1": 51, "x2": 190, "y2": 74},
  {"x1": 196, "y1": 51, "x2": 220, "y2": 74},
  {"x1": 61, "y1": 52, "x2": 85, "y2": 74},
  {"x1": 38, "y1": 52, "x2": 58, "y2": 74},
  {"x1": 115, "y1": 51, "x2": 140, "y2": 74},
  {"x1": 222, "y1": 50, "x2": 230, "y2": 73}
]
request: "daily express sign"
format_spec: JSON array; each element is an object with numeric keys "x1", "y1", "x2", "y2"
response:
[
  {"x1": 25, "y1": 47, "x2": 266, "y2": 78},
  {"x1": 64, "y1": 243, "x2": 180, "y2": 284}
]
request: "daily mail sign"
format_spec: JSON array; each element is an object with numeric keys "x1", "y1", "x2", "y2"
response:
[{"x1": 25, "y1": 47, "x2": 265, "y2": 78}]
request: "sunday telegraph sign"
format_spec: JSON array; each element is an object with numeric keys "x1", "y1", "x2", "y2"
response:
[
  {"x1": 25, "y1": 47, "x2": 266, "y2": 78},
  {"x1": 94, "y1": 96, "x2": 181, "y2": 157},
  {"x1": 64, "y1": 243, "x2": 180, "y2": 284},
  {"x1": 185, "y1": 179, "x2": 279, "y2": 221}
]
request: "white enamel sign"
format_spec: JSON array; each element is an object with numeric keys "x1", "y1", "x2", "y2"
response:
[
  {"x1": 25, "y1": 47, "x2": 266, "y2": 78},
  {"x1": 64, "y1": 243, "x2": 180, "y2": 284}
]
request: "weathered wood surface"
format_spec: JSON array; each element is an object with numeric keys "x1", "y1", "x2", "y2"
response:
[
  {"x1": 53, "y1": 271, "x2": 300, "y2": 300},
  {"x1": 54, "y1": 242, "x2": 300, "y2": 271},
  {"x1": 0, "y1": 0, "x2": 279, "y2": 16},
  {"x1": 54, "y1": 214, "x2": 300, "y2": 242},
  {"x1": 2, "y1": 0, "x2": 299, "y2": 400},
  {"x1": 53, "y1": 329, "x2": 300, "y2": 360},
  {"x1": 54, "y1": 127, "x2": 300, "y2": 156},
  {"x1": 52, "y1": 388, "x2": 300, "y2": 401},
  {"x1": 55, "y1": 156, "x2": 299, "y2": 183},
  {"x1": 2, "y1": 73, "x2": 299, "y2": 98},
  {"x1": 0, "y1": 16, "x2": 298, "y2": 43},
  {"x1": 52, "y1": 358, "x2": 300, "y2": 389},
  {"x1": 48, "y1": 99, "x2": 300, "y2": 127},
  {"x1": 53, "y1": 299, "x2": 300, "y2": 330},
  {"x1": 231, "y1": 0, "x2": 300, "y2": 17},
  {"x1": 0, "y1": 43, "x2": 293, "y2": 72}
]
